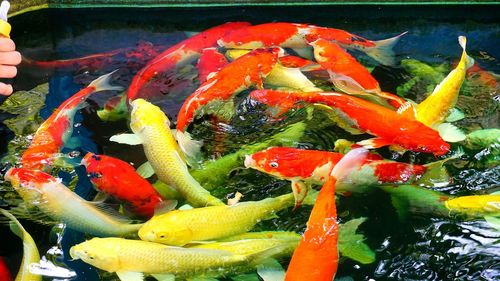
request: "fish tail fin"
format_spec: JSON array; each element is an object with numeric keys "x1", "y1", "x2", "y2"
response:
[
  {"x1": 176, "y1": 130, "x2": 204, "y2": 167},
  {"x1": 366, "y1": 31, "x2": 408, "y2": 66},
  {"x1": 89, "y1": 70, "x2": 124, "y2": 92},
  {"x1": 458, "y1": 36, "x2": 475, "y2": 70},
  {"x1": 330, "y1": 148, "x2": 369, "y2": 181}
]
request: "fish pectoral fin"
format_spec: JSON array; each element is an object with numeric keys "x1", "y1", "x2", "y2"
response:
[
  {"x1": 291, "y1": 47, "x2": 314, "y2": 61},
  {"x1": 445, "y1": 108, "x2": 465, "y2": 122},
  {"x1": 110, "y1": 133, "x2": 143, "y2": 145},
  {"x1": 91, "y1": 192, "x2": 110, "y2": 204},
  {"x1": 178, "y1": 204, "x2": 194, "y2": 210},
  {"x1": 151, "y1": 273, "x2": 176, "y2": 281},
  {"x1": 329, "y1": 71, "x2": 367, "y2": 96},
  {"x1": 357, "y1": 138, "x2": 392, "y2": 149},
  {"x1": 291, "y1": 180, "x2": 310, "y2": 209},
  {"x1": 136, "y1": 161, "x2": 155, "y2": 179},
  {"x1": 436, "y1": 123, "x2": 466, "y2": 142},
  {"x1": 116, "y1": 271, "x2": 144, "y2": 281},
  {"x1": 256, "y1": 258, "x2": 285, "y2": 281},
  {"x1": 154, "y1": 200, "x2": 178, "y2": 216}
]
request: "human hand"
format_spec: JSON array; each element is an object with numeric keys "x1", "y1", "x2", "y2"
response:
[{"x1": 0, "y1": 37, "x2": 21, "y2": 96}]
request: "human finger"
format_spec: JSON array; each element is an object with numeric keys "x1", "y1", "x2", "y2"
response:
[
  {"x1": 0, "y1": 51, "x2": 21, "y2": 65},
  {"x1": 0, "y1": 38, "x2": 16, "y2": 52},
  {"x1": 0, "y1": 65, "x2": 17, "y2": 78},
  {"x1": 0, "y1": 82, "x2": 13, "y2": 96}
]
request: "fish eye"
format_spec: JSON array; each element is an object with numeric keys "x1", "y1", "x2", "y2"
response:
[{"x1": 269, "y1": 162, "x2": 279, "y2": 168}]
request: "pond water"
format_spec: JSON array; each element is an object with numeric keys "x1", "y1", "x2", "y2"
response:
[{"x1": 0, "y1": 5, "x2": 499, "y2": 281}]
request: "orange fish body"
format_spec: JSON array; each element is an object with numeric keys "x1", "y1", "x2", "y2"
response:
[
  {"x1": 127, "y1": 22, "x2": 251, "y2": 101},
  {"x1": 196, "y1": 48, "x2": 228, "y2": 82},
  {"x1": 249, "y1": 90, "x2": 450, "y2": 155},
  {"x1": 82, "y1": 153, "x2": 165, "y2": 218}
]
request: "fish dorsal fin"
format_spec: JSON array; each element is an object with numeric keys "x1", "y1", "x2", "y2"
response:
[
  {"x1": 152, "y1": 273, "x2": 176, "y2": 281},
  {"x1": 330, "y1": 148, "x2": 369, "y2": 181},
  {"x1": 256, "y1": 259, "x2": 285, "y2": 281},
  {"x1": 154, "y1": 200, "x2": 178, "y2": 216},
  {"x1": 357, "y1": 138, "x2": 392, "y2": 149},
  {"x1": 136, "y1": 161, "x2": 155, "y2": 179},
  {"x1": 437, "y1": 123, "x2": 466, "y2": 143},
  {"x1": 110, "y1": 133, "x2": 143, "y2": 145},
  {"x1": 397, "y1": 101, "x2": 417, "y2": 119},
  {"x1": 116, "y1": 271, "x2": 144, "y2": 281}
]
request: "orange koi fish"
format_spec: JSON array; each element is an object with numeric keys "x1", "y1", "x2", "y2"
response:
[
  {"x1": 218, "y1": 22, "x2": 407, "y2": 65},
  {"x1": 21, "y1": 72, "x2": 123, "y2": 170},
  {"x1": 308, "y1": 38, "x2": 405, "y2": 108},
  {"x1": 196, "y1": 47, "x2": 228, "y2": 82},
  {"x1": 285, "y1": 148, "x2": 369, "y2": 281},
  {"x1": 127, "y1": 22, "x2": 251, "y2": 101},
  {"x1": 176, "y1": 47, "x2": 281, "y2": 162},
  {"x1": 249, "y1": 89, "x2": 450, "y2": 155},
  {"x1": 245, "y1": 147, "x2": 426, "y2": 205},
  {"x1": 82, "y1": 152, "x2": 170, "y2": 218}
]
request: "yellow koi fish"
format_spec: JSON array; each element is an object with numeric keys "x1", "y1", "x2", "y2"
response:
[
  {"x1": 111, "y1": 98, "x2": 223, "y2": 207},
  {"x1": 445, "y1": 194, "x2": 500, "y2": 216}
]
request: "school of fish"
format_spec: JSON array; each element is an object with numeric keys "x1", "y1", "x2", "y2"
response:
[{"x1": 0, "y1": 21, "x2": 499, "y2": 281}]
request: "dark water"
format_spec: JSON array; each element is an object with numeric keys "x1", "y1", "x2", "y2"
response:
[{"x1": 0, "y1": 5, "x2": 499, "y2": 281}]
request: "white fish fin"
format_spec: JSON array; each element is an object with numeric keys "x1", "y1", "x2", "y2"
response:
[
  {"x1": 136, "y1": 161, "x2": 155, "y2": 179},
  {"x1": 458, "y1": 36, "x2": 475, "y2": 70},
  {"x1": 484, "y1": 216, "x2": 500, "y2": 232},
  {"x1": 154, "y1": 200, "x2": 178, "y2": 216},
  {"x1": 330, "y1": 148, "x2": 369, "y2": 181},
  {"x1": 396, "y1": 101, "x2": 417, "y2": 119},
  {"x1": 89, "y1": 70, "x2": 124, "y2": 92},
  {"x1": 445, "y1": 108, "x2": 465, "y2": 122},
  {"x1": 89, "y1": 202, "x2": 134, "y2": 223},
  {"x1": 116, "y1": 271, "x2": 144, "y2": 281},
  {"x1": 110, "y1": 133, "x2": 143, "y2": 145},
  {"x1": 228, "y1": 192, "x2": 243, "y2": 206},
  {"x1": 364, "y1": 31, "x2": 408, "y2": 66},
  {"x1": 256, "y1": 259, "x2": 285, "y2": 281},
  {"x1": 176, "y1": 131, "x2": 204, "y2": 167},
  {"x1": 92, "y1": 192, "x2": 110, "y2": 204},
  {"x1": 265, "y1": 64, "x2": 321, "y2": 92},
  {"x1": 357, "y1": 137, "x2": 392, "y2": 149},
  {"x1": 437, "y1": 123, "x2": 466, "y2": 142},
  {"x1": 291, "y1": 180, "x2": 310, "y2": 209},
  {"x1": 152, "y1": 273, "x2": 176, "y2": 281},
  {"x1": 291, "y1": 47, "x2": 314, "y2": 60},
  {"x1": 329, "y1": 71, "x2": 367, "y2": 95},
  {"x1": 178, "y1": 204, "x2": 194, "y2": 210}
]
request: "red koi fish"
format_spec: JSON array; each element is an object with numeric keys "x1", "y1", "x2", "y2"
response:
[
  {"x1": 81, "y1": 152, "x2": 169, "y2": 218},
  {"x1": 249, "y1": 89, "x2": 450, "y2": 155},
  {"x1": 308, "y1": 38, "x2": 405, "y2": 108},
  {"x1": 279, "y1": 55, "x2": 321, "y2": 71},
  {"x1": 196, "y1": 48, "x2": 229, "y2": 82},
  {"x1": 21, "y1": 72, "x2": 123, "y2": 170},
  {"x1": 127, "y1": 22, "x2": 251, "y2": 101},
  {"x1": 285, "y1": 148, "x2": 369, "y2": 281},
  {"x1": 176, "y1": 47, "x2": 281, "y2": 162},
  {"x1": 218, "y1": 22, "x2": 407, "y2": 65},
  {"x1": 245, "y1": 146, "x2": 427, "y2": 205}
]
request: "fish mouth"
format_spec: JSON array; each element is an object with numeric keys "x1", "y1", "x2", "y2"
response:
[
  {"x1": 243, "y1": 155, "x2": 256, "y2": 168},
  {"x1": 69, "y1": 246, "x2": 82, "y2": 261}
]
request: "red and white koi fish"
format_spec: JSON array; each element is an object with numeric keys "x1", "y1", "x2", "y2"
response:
[
  {"x1": 176, "y1": 47, "x2": 281, "y2": 162},
  {"x1": 127, "y1": 22, "x2": 251, "y2": 101},
  {"x1": 308, "y1": 38, "x2": 406, "y2": 108},
  {"x1": 249, "y1": 89, "x2": 450, "y2": 155},
  {"x1": 82, "y1": 152, "x2": 171, "y2": 218},
  {"x1": 196, "y1": 47, "x2": 228, "y2": 82},
  {"x1": 285, "y1": 148, "x2": 369, "y2": 281},
  {"x1": 21, "y1": 72, "x2": 123, "y2": 170},
  {"x1": 245, "y1": 147, "x2": 427, "y2": 206},
  {"x1": 218, "y1": 22, "x2": 407, "y2": 66}
]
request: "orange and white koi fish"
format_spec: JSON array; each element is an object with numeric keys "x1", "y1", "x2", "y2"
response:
[
  {"x1": 308, "y1": 38, "x2": 406, "y2": 108},
  {"x1": 82, "y1": 152, "x2": 170, "y2": 218},
  {"x1": 249, "y1": 89, "x2": 450, "y2": 155},
  {"x1": 21, "y1": 72, "x2": 123, "y2": 170},
  {"x1": 285, "y1": 148, "x2": 368, "y2": 281},
  {"x1": 218, "y1": 22, "x2": 407, "y2": 66},
  {"x1": 196, "y1": 47, "x2": 228, "y2": 82},
  {"x1": 245, "y1": 147, "x2": 427, "y2": 206},
  {"x1": 176, "y1": 47, "x2": 281, "y2": 162},
  {"x1": 127, "y1": 22, "x2": 251, "y2": 101}
]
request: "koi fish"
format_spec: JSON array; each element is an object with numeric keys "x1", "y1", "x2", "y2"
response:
[
  {"x1": 110, "y1": 98, "x2": 224, "y2": 207},
  {"x1": 0, "y1": 209, "x2": 41, "y2": 281},
  {"x1": 445, "y1": 194, "x2": 500, "y2": 216},
  {"x1": 127, "y1": 22, "x2": 251, "y2": 101},
  {"x1": 4, "y1": 168, "x2": 143, "y2": 237},
  {"x1": 309, "y1": 38, "x2": 405, "y2": 108},
  {"x1": 81, "y1": 152, "x2": 172, "y2": 218},
  {"x1": 176, "y1": 47, "x2": 281, "y2": 162},
  {"x1": 0, "y1": 257, "x2": 11, "y2": 281},
  {"x1": 245, "y1": 147, "x2": 427, "y2": 206},
  {"x1": 190, "y1": 236, "x2": 299, "y2": 257},
  {"x1": 249, "y1": 89, "x2": 450, "y2": 155},
  {"x1": 138, "y1": 192, "x2": 314, "y2": 246},
  {"x1": 196, "y1": 47, "x2": 228, "y2": 82},
  {"x1": 218, "y1": 22, "x2": 407, "y2": 65},
  {"x1": 400, "y1": 36, "x2": 474, "y2": 142},
  {"x1": 20, "y1": 71, "x2": 123, "y2": 170},
  {"x1": 285, "y1": 148, "x2": 368, "y2": 281},
  {"x1": 70, "y1": 237, "x2": 285, "y2": 281}
]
